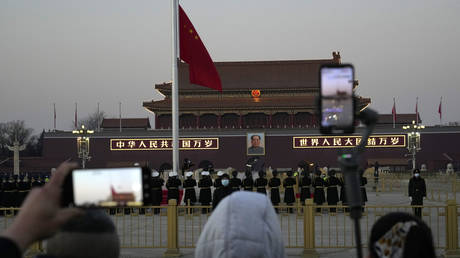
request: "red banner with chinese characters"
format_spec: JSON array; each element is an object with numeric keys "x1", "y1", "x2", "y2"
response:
[
  {"x1": 293, "y1": 135, "x2": 406, "y2": 149},
  {"x1": 110, "y1": 138, "x2": 219, "y2": 151}
]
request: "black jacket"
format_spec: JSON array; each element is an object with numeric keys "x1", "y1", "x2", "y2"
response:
[{"x1": 409, "y1": 176, "x2": 426, "y2": 205}]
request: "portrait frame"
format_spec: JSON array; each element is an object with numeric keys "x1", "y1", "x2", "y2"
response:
[{"x1": 246, "y1": 132, "x2": 265, "y2": 156}]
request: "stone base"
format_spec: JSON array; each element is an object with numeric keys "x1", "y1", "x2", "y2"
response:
[
  {"x1": 302, "y1": 248, "x2": 319, "y2": 258},
  {"x1": 445, "y1": 249, "x2": 460, "y2": 258},
  {"x1": 164, "y1": 248, "x2": 182, "y2": 257}
]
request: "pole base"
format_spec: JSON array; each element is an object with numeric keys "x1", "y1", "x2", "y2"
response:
[
  {"x1": 445, "y1": 249, "x2": 460, "y2": 258},
  {"x1": 302, "y1": 248, "x2": 319, "y2": 258},
  {"x1": 164, "y1": 248, "x2": 182, "y2": 257}
]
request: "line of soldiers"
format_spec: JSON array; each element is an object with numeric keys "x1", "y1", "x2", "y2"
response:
[
  {"x1": 149, "y1": 166, "x2": 368, "y2": 214},
  {"x1": 0, "y1": 174, "x2": 48, "y2": 210}
]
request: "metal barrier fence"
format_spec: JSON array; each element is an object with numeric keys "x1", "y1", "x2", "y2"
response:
[
  {"x1": 2, "y1": 200, "x2": 460, "y2": 257},
  {"x1": 369, "y1": 173, "x2": 460, "y2": 203}
]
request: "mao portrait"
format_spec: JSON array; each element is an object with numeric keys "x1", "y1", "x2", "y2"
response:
[{"x1": 247, "y1": 133, "x2": 265, "y2": 156}]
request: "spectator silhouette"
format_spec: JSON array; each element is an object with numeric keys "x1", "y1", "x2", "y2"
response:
[
  {"x1": 369, "y1": 212, "x2": 435, "y2": 258},
  {"x1": 46, "y1": 209, "x2": 119, "y2": 258},
  {"x1": 196, "y1": 191, "x2": 286, "y2": 258}
]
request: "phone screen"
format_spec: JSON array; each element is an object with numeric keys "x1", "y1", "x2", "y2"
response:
[
  {"x1": 72, "y1": 167, "x2": 143, "y2": 207},
  {"x1": 320, "y1": 65, "x2": 354, "y2": 130}
]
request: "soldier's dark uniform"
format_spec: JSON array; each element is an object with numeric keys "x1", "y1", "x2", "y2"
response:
[
  {"x1": 166, "y1": 173, "x2": 182, "y2": 204},
  {"x1": 360, "y1": 172, "x2": 368, "y2": 205},
  {"x1": 17, "y1": 176, "x2": 31, "y2": 207},
  {"x1": 408, "y1": 169, "x2": 426, "y2": 218},
  {"x1": 212, "y1": 174, "x2": 232, "y2": 209},
  {"x1": 242, "y1": 170, "x2": 254, "y2": 192},
  {"x1": 31, "y1": 177, "x2": 42, "y2": 188},
  {"x1": 283, "y1": 171, "x2": 296, "y2": 213},
  {"x1": 183, "y1": 173, "x2": 197, "y2": 205},
  {"x1": 325, "y1": 171, "x2": 340, "y2": 212},
  {"x1": 3, "y1": 176, "x2": 16, "y2": 209},
  {"x1": 198, "y1": 172, "x2": 213, "y2": 214},
  {"x1": 254, "y1": 171, "x2": 267, "y2": 195},
  {"x1": 214, "y1": 174, "x2": 223, "y2": 190},
  {"x1": 299, "y1": 171, "x2": 311, "y2": 205},
  {"x1": 151, "y1": 173, "x2": 164, "y2": 214},
  {"x1": 229, "y1": 171, "x2": 242, "y2": 192},
  {"x1": 269, "y1": 170, "x2": 281, "y2": 212},
  {"x1": 313, "y1": 174, "x2": 325, "y2": 212}
]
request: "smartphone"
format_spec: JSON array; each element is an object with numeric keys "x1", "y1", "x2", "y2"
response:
[
  {"x1": 319, "y1": 64, "x2": 355, "y2": 134},
  {"x1": 62, "y1": 167, "x2": 152, "y2": 207}
]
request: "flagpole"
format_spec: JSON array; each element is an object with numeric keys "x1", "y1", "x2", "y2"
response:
[
  {"x1": 53, "y1": 103, "x2": 56, "y2": 131},
  {"x1": 415, "y1": 97, "x2": 419, "y2": 125},
  {"x1": 392, "y1": 97, "x2": 395, "y2": 129},
  {"x1": 97, "y1": 102, "x2": 100, "y2": 132},
  {"x1": 119, "y1": 102, "x2": 122, "y2": 132},
  {"x1": 171, "y1": 0, "x2": 180, "y2": 175},
  {"x1": 440, "y1": 96, "x2": 443, "y2": 126}
]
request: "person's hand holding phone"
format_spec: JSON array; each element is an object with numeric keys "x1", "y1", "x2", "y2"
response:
[{"x1": 1, "y1": 161, "x2": 83, "y2": 252}]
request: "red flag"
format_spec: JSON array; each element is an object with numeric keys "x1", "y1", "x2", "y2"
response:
[{"x1": 179, "y1": 6, "x2": 222, "y2": 91}]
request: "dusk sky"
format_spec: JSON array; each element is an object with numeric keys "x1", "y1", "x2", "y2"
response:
[{"x1": 1, "y1": 0, "x2": 459, "y2": 135}]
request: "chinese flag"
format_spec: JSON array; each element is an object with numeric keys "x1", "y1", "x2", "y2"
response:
[{"x1": 179, "y1": 6, "x2": 222, "y2": 91}]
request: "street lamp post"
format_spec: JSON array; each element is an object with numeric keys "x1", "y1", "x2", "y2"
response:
[
  {"x1": 72, "y1": 125, "x2": 94, "y2": 168},
  {"x1": 402, "y1": 121, "x2": 425, "y2": 170}
]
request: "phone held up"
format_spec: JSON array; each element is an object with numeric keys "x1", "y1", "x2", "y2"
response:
[
  {"x1": 319, "y1": 64, "x2": 356, "y2": 135},
  {"x1": 62, "y1": 167, "x2": 153, "y2": 208}
]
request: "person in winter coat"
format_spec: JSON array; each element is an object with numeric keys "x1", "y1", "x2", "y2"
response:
[
  {"x1": 360, "y1": 169, "x2": 368, "y2": 211},
  {"x1": 408, "y1": 169, "x2": 426, "y2": 218},
  {"x1": 198, "y1": 171, "x2": 213, "y2": 214},
  {"x1": 325, "y1": 169, "x2": 340, "y2": 212},
  {"x1": 268, "y1": 170, "x2": 281, "y2": 212},
  {"x1": 166, "y1": 171, "x2": 182, "y2": 204},
  {"x1": 242, "y1": 170, "x2": 254, "y2": 192},
  {"x1": 283, "y1": 170, "x2": 296, "y2": 213},
  {"x1": 183, "y1": 171, "x2": 197, "y2": 214},
  {"x1": 229, "y1": 170, "x2": 242, "y2": 192},
  {"x1": 313, "y1": 172, "x2": 326, "y2": 212},
  {"x1": 151, "y1": 170, "x2": 164, "y2": 214},
  {"x1": 254, "y1": 171, "x2": 268, "y2": 195},
  {"x1": 212, "y1": 174, "x2": 232, "y2": 209},
  {"x1": 195, "y1": 191, "x2": 286, "y2": 258},
  {"x1": 299, "y1": 170, "x2": 311, "y2": 205}
]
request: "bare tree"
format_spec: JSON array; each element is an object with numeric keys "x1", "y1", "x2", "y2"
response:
[
  {"x1": 78, "y1": 110, "x2": 106, "y2": 130},
  {"x1": 0, "y1": 120, "x2": 34, "y2": 158}
]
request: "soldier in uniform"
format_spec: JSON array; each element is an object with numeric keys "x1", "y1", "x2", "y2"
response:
[
  {"x1": 212, "y1": 174, "x2": 232, "y2": 209},
  {"x1": 313, "y1": 171, "x2": 326, "y2": 212},
  {"x1": 269, "y1": 169, "x2": 281, "y2": 212},
  {"x1": 151, "y1": 170, "x2": 164, "y2": 214},
  {"x1": 283, "y1": 170, "x2": 296, "y2": 213},
  {"x1": 183, "y1": 171, "x2": 197, "y2": 214},
  {"x1": 338, "y1": 173, "x2": 348, "y2": 212},
  {"x1": 198, "y1": 170, "x2": 212, "y2": 214},
  {"x1": 299, "y1": 170, "x2": 312, "y2": 205},
  {"x1": 325, "y1": 169, "x2": 340, "y2": 212},
  {"x1": 254, "y1": 170, "x2": 267, "y2": 195},
  {"x1": 17, "y1": 175, "x2": 31, "y2": 207},
  {"x1": 360, "y1": 169, "x2": 368, "y2": 211},
  {"x1": 31, "y1": 176, "x2": 42, "y2": 188},
  {"x1": 373, "y1": 161, "x2": 380, "y2": 190},
  {"x1": 408, "y1": 168, "x2": 426, "y2": 218},
  {"x1": 166, "y1": 171, "x2": 182, "y2": 205},
  {"x1": 214, "y1": 171, "x2": 224, "y2": 190},
  {"x1": 242, "y1": 169, "x2": 254, "y2": 192},
  {"x1": 230, "y1": 170, "x2": 242, "y2": 192}
]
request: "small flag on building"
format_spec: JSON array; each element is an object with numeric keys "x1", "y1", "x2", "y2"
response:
[{"x1": 438, "y1": 96, "x2": 442, "y2": 124}]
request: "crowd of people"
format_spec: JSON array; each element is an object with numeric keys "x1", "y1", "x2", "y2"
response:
[
  {"x1": 152, "y1": 162, "x2": 370, "y2": 215},
  {"x1": 0, "y1": 161, "x2": 436, "y2": 258},
  {"x1": 0, "y1": 174, "x2": 49, "y2": 212}
]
